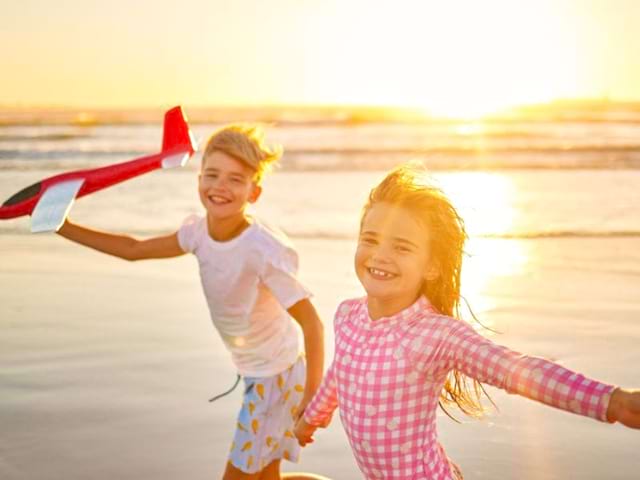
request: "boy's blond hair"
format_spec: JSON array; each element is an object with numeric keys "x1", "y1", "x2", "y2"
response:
[{"x1": 202, "y1": 124, "x2": 282, "y2": 184}]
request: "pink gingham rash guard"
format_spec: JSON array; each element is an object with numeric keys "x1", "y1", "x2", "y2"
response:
[{"x1": 304, "y1": 296, "x2": 616, "y2": 480}]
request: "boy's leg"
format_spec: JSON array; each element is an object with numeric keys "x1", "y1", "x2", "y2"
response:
[
  {"x1": 282, "y1": 474, "x2": 332, "y2": 480},
  {"x1": 223, "y1": 459, "x2": 331, "y2": 480},
  {"x1": 281, "y1": 475, "x2": 332, "y2": 480},
  {"x1": 222, "y1": 461, "x2": 262, "y2": 480},
  {"x1": 255, "y1": 459, "x2": 332, "y2": 480}
]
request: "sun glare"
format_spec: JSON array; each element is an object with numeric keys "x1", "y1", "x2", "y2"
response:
[
  {"x1": 327, "y1": 0, "x2": 581, "y2": 119},
  {"x1": 434, "y1": 172, "x2": 530, "y2": 323}
]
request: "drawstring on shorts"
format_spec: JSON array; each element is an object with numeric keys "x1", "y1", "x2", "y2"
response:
[{"x1": 209, "y1": 374, "x2": 242, "y2": 403}]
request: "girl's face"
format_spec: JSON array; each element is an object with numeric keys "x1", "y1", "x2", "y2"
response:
[
  {"x1": 355, "y1": 202, "x2": 438, "y2": 319},
  {"x1": 198, "y1": 151, "x2": 261, "y2": 222}
]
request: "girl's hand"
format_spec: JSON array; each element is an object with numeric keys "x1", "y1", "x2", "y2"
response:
[
  {"x1": 294, "y1": 397, "x2": 333, "y2": 427},
  {"x1": 607, "y1": 388, "x2": 640, "y2": 428},
  {"x1": 294, "y1": 417, "x2": 317, "y2": 447}
]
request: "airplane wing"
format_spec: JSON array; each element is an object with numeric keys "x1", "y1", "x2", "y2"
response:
[
  {"x1": 0, "y1": 105, "x2": 197, "y2": 231},
  {"x1": 30, "y1": 179, "x2": 85, "y2": 233}
]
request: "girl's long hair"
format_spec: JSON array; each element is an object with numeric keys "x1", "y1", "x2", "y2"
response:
[{"x1": 362, "y1": 163, "x2": 487, "y2": 418}]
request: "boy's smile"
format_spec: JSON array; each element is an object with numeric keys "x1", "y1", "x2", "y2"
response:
[
  {"x1": 198, "y1": 151, "x2": 261, "y2": 239},
  {"x1": 355, "y1": 202, "x2": 437, "y2": 320}
]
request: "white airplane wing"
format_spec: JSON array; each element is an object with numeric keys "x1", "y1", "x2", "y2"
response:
[
  {"x1": 161, "y1": 150, "x2": 191, "y2": 169},
  {"x1": 31, "y1": 179, "x2": 85, "y2": 233}
]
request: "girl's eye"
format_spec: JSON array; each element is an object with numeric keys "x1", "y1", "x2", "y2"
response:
[
  {"x1": 395, "y1": 245, "x2": 411, "y2": 253},
  {"x1": 359, "y1": 237, "x2": 376, "y2": 245}
]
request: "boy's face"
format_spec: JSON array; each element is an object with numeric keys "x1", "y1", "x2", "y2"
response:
[{"x1": 198, "y1": 151, "x2": 261, "y2": 221}]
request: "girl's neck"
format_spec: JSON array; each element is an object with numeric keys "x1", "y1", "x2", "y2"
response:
[
  {"x1": 207, "y1": 212, "x2": 251, "y2": 242},
  {"x1": 367, "y1": 292, "x2": 422, "y2": 321}
]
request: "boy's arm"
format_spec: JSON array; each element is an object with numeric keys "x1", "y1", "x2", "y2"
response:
[
  {"x1": 57, "y1": 219, "x2": 185, "y2": 261},
  {"x1": 287, "y1": 298, "x2": 324, "y2": 415}
]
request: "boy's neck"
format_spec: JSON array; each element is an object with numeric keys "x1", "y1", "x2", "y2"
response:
[{"x1": 206, "y1": 213, "x2": 251, "y2": 242}]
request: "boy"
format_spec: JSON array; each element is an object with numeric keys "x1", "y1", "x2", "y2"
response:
[{"x1": 58, "y1": 125, "x2": 324, "y2": 480}]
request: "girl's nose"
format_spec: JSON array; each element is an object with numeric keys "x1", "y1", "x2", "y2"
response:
[{"x1": 371, "y1": 244, "x2": 392, "y2": 263}]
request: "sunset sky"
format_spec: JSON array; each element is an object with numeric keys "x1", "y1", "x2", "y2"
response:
[{"x1": 3, "y1": 0, "x2": 640, "y2": 116}]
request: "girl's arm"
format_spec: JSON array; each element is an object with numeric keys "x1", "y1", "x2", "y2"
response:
[
  {"x1": 439, "y1": 320, "x2": 616, "y2": 422},
  {"x1": 57, "y1": 219, "x2": 185, "y2": 261},
  {"x1": 295, "y1": 360, "x2": 338, "y2": 446},
  {"x1": 607, "y1": 388, "x2": 640, "y2": 428},
  {"x1": 287, "y1": 298, "x2": 325, "y2": 415}
]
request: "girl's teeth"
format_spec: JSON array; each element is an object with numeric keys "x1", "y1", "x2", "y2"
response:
[{"x1": 369, "y1": 268, "x2": 394, "y2": 278}]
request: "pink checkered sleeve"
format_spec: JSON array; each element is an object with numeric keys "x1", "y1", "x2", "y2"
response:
[
  {"x1": 442, "y1": 321, "x2": 616, "y2": 422},
  {"x1": 304, "y1": 360, "x2": 338, "y2": 427}
]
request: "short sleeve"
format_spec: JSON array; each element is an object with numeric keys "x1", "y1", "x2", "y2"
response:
[
  {"x1": 177, "y1": 215, "x2": 201, "y2": 253},
  {"x1": 261, "y1": 245, "x2": 311, "y2": 309}
]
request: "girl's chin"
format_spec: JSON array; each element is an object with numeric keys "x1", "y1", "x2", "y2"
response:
[{"x1": 363, "y1": 288, "x2": 421, "y2": 307}]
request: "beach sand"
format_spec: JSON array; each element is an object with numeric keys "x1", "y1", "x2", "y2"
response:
[{"x1": 1, "y1": 230, "x2": 639, "y2": 479}]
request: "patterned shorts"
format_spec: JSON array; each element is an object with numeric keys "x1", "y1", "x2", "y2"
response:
[{"x1": 228, "y1": 356, "x2": 306, "y2": 474}]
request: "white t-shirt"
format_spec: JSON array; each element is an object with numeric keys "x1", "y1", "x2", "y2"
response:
[{"x1": 178, "y1": 215, "x2": 311, "y2": 377}]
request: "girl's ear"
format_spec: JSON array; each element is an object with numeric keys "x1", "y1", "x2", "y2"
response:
[
  {"x1": 424, "y1": 261, "x2": 440, "y2": 282},
  {"x1": 248, "y1": 184, "x2": 262, "y2": 204}
]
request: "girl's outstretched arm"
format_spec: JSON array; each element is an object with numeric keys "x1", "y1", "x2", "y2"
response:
[
  {"x1": 57, "y1": 219, "x2": 185, "y2": 261},
  {"x1": 432, "y1": 318, "x2": 616, "y2": 423},
  {"x1": 607, "y1": 388, "x2": 640, "y2": 428}
]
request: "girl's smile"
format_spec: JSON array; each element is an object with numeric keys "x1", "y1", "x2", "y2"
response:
[{"x1": 355, "y1": 202, "x2": 437, "y2": 320}]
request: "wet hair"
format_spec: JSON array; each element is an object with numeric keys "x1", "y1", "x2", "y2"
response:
[
  {"x1": 202, "y1": 124, "x2": 282, "y2": 184},
  {"x1": 361, "y1": 163, "x2": 487, "y2": 418}
]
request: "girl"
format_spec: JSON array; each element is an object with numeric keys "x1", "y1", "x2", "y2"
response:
[{"x1": 295, "y1": 164, "x2": 640, "y2": 479}]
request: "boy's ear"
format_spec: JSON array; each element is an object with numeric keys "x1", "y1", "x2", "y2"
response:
[{"x1": 248, "y1": 184, "x2": 262, "y2": 203}]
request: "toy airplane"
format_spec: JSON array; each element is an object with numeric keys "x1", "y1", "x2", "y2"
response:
[{"x1": 0, "y1": 106, "x2": 197, "y2": 233}]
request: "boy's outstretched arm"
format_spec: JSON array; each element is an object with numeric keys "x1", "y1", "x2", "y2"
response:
[
  {"x1": 287, "y1": 298, "x2": 324, "y2": 415},
  {"x1": 607, "y1": 388, "x2": 640, "y2": 428},
  {"x1": 57, "y1": 219, "x2": 185, "y2": 261}
]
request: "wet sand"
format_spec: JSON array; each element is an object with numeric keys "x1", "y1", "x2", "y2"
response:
[{"x1": 1, "y1": 232, "x2": 639, "y2": 479}]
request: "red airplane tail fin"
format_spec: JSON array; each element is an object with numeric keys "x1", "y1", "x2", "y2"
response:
[{"x1": 162, "y1": 106, "x2": 197, "y2": 156}]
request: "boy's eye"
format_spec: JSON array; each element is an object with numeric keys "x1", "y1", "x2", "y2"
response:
[
  {"x1": 359, "y1": 237, "x2": 377, "y2": 245},
  {"x1": 395, "y1": 245, "x2": 412, "y2": 253}
]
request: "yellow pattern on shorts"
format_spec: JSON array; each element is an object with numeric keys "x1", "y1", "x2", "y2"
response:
[{"x1": 228, "y1": 357, "x2": 306, "y2": 474}]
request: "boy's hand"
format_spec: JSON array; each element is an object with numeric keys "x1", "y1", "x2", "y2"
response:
[
  {"x1": 295, "y1": 396, "x2": 312, "y2": 421},
  {"x1": 607, "y1": 388, "x2": 640, "y2": 429},
  {"x1": 294, "y1": 417, "x2": 318, "y2": 447}
]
